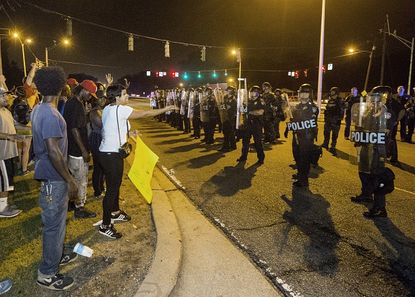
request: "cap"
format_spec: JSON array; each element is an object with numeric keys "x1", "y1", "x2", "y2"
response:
[
  {"x1": 67, "y1": 78, "x2": 78, "y2": 88},
  {"x1": 80, "y1": 80, "x2": 97, "y2": 98}
]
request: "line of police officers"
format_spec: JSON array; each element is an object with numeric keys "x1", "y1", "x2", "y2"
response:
[{"x1": 150, "y1": 83, "x2": 404, "y2": 218}]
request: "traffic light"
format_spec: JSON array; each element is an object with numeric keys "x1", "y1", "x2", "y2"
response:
[
  {"x1": 212, "y1": 71, "x2": 218, "y2": 79},
  {"x1": 197, "y1": 71, "x2": 202, "y2": 79},
  {"x1": 183, "y1": 72, "x2": 189, "y2": 80},
  {"x1": 201, "y1": 46, "x2": 206, "y2": 62},
  {"x1": 128, "y1": 34, "x2": 134, "y2": 51},
  {"x1": 165, "y1": 41, "x2": 170, "y2": 58}
]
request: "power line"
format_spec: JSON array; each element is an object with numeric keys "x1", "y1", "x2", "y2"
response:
[{"x1": 48, "y1": 59, "x2": 120, "y2": 69}]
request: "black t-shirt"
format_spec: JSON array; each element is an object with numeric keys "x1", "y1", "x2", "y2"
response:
[{"x1": 63, "y1": 97, "x2": 89, "y2": 157}]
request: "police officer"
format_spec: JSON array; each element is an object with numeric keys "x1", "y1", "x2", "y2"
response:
[
  {"x1": 237, "y1": 86, "x2": 265, "y2": 164},
  {"x1": 262, "y1": 82, "x2": 277, "y2": 144},
  {"x1": 344, "y1": 87, "x2": 360, "y2": 139},
  {"x1": 219, "y1": 86, "x2": 237, "y2": 151},
  {"x1": 192, "y1": 88, "x2": 202, "y2": 139},
  {"x1": 286, "y1": 84, "x2": 319, "y2": 187},
  {"x1": 383, "y1": 86, "x2": 405, "y2": 164},
  {"x1": 273, "y1": 88, "x2": 287, "y2": 139},
  {"x1": 322, "y1": 86, "x2": 344, "y2": 155},
  {"x1": 396, "y1": 86, "x2": 411, "y2": 141},
  {"x1": 203, "y1": 87, "x2": 217, "y2": 144},
  {"x1": 404, "y1": 95, "x2": 415, "y2": 143},
  {"x1": 350, "y1": 87, "x2": 395, "y2": 218}
]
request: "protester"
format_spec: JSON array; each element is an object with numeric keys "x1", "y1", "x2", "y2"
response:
[
  {"x1": 57, "y1": 84, "x2": 71, "y2": 115},
  {"x1": 89, "y1": 94, "x2": 106, "y2": 199},
  {"x1": 31, "y1": 66, "x2": 78, "y2": 290},
  {"x1": 98, "y1": 84, "x2": 175, "y2": 239},
  {"x1": 63, "y1": 80, "x2": 97, "y2": 218},
  {"x1": 0, "y1": 87, "x2": 22, "y2": 218}
]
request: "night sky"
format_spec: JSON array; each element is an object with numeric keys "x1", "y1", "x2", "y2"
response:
[{"x1": 2, "y1": 0, "x2": 415, "y2": 92}]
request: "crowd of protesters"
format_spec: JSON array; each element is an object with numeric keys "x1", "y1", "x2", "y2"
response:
[{"x1": 0, "y1": 64, "x2": 173, "y2": 291}]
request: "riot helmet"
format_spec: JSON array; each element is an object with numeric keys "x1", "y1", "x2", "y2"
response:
[
  {"x1": 205, "y1": 87, "x2": 213, "y2": 95},
  {"x1": 370, "y1": 85, "x2": 392, "y2": 104},
  {"x1": 249, "y1": 85, "x2": 261, "y2": 100},
  {"x1": 298, "y1": 83, "x2": 313, "y2": 102},
  {"x1": 262, "y1": 82, "x2": 272, "y2": 92},
  {"x1": 330, "y1": 87, "x2": 339, "y2": 97},
  {"x1": 274, "y1": 88, "x2": 282, "y2": 95},
  {"x1": 226, "y1": 85, "x2": 236, "y2": 96}
]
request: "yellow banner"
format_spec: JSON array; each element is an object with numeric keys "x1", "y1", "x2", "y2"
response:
[{"x1": 128, "y1": 136, "x2": 159, "y2": 204}]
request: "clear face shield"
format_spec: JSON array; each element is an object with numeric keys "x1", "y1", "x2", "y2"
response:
[
  {"x1": 298, "y1": 91, "x2": 310, "y2": 103},
  {"x1": 249, "y1": 91, "x2": 260, "y2": 100}
]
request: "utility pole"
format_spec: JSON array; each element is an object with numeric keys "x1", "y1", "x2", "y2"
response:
[
  {"x1": 380, "y1": 15, "x2": 388, "y2": 85},
  {"x1": 364, "y1": 44, "x2": 376, "y2": 92},
  {"x1": 384, "y1": 16, "x2": 414, "y2": 95}
]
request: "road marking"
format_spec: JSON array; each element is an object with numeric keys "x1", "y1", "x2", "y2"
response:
[
  {"x1": 160, "y1": 165, "x2": 186, "y2": 190},
  {"x1": 395, "y1": 187, "x2": 415, "y2": 196}
]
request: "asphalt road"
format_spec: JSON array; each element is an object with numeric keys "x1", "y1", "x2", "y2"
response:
[{"x1": 132, "y1": 110, "x2": 415, "y2": 297}]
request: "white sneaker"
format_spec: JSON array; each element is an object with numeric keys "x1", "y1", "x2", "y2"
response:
[{"x1": 0, "y1": 207, "x2": 22, "y2": 218}]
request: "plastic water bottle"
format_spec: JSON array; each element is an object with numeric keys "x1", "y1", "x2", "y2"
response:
[{"x1": 73, "y1": 243, "x2": 93, "y2": 257}]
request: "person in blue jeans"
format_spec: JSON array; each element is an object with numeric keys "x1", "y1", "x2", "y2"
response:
[{"x1": 31, "y1": 67, "x2": 78, "y2": 291}]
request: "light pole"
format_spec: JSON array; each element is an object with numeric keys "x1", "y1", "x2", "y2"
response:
[
  {"x1": 317, "y1": 0, "x2": 326, "y2": 111},
  {"x1": 231, "y1": 48, "x2": 242, "y2": 89},
  {"x1": 11, "y1": 31, "x2": 33, "y2": 77}
]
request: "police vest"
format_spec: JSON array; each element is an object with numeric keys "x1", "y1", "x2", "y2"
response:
[
  {"x1": 287, "y1": 119, "x2": 317, "y2": 131},
  {"x1": 351, "y1": 131, "x2": 386, "y2": 144}
]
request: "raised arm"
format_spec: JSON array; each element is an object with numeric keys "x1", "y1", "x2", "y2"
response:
[{"x1": 128, "y1": 105, "x2": 175, "y2": 120}]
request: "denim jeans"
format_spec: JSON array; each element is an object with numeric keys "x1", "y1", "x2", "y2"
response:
[
  {"x1": 38, "y1": 180, "x2": 68, "y2": 278},
  {"x1": 68, "y1": 156, "x2": 88, "y2": 207}
]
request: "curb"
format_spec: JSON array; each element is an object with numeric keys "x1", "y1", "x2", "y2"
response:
[{"x1": 134, "y1": 167, "x2": 183, "y2": 297}]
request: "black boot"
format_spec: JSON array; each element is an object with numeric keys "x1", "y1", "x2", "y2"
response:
[{"x1": 363, "y1": 207, "x2": 387, "y2": 218}]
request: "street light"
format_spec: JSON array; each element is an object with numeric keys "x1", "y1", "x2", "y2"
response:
[
  {"x1": 11, "y1": 31, "x2": 31, "y2": 76},
  {"x1": 346, "y1": 46, "x2": 376, "y2": 93},
  {"x1": 45, "y1": 38, "x2": 71, "y2": 67},
  {"x1": 231, "y1": 48, "x2": 242, "y2": 89}
]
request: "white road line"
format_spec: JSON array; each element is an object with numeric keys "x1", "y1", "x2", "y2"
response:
[{"x1": 395, "y1": 187, "x2": 415, "y2": 196}]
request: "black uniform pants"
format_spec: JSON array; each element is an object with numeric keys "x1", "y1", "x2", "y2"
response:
[
  {"x1": 358, "y1": 172, "x2": 386, "y2": 209},
  {"x1": 177, "y1": 113, "x2": 184, "y2": 130},
  {"x1": 222, "y1": 121, "x2": 236, "y2": 149},
  {"x1": 203, "y1": 121, "x2": 215, "y2": 143},
  {"x1": 264, "y1": 118, "x2": 276, "y2": 142},
  {"x1": 323, "y1": 121, "x2": 340, "y2": 148},
  {"x1": 400, "y1": 118, "x2": 407, "y2": 140},
  {"x1": 192, "y1": 117, "x2": 201, "y2": 137},
  {"x1": 293, "y1": 143, "x2": 312, "y2": 184},
  {"x1": 387, "y1": 126, "x2": 398, "y2": 162},
  {"x1": 274, "y1": 118, "x2": 281, "y2": 139},
  {"x1": 240, "y1": 126, "x2": 264, "y2": 161},
  {"x1": 407, "y1": 117, "x2": 415, "y2": 142},
  {"x1": 183, "y1": 115, "x2": 190, "y2": 133},
  {"x1": 344, "y1": 116, "x2": 352, "y2": 138}
]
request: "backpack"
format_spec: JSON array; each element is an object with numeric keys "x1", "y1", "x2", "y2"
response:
[{"x1": 13, "y1": 98, "x2": 31, "y2": 125}]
